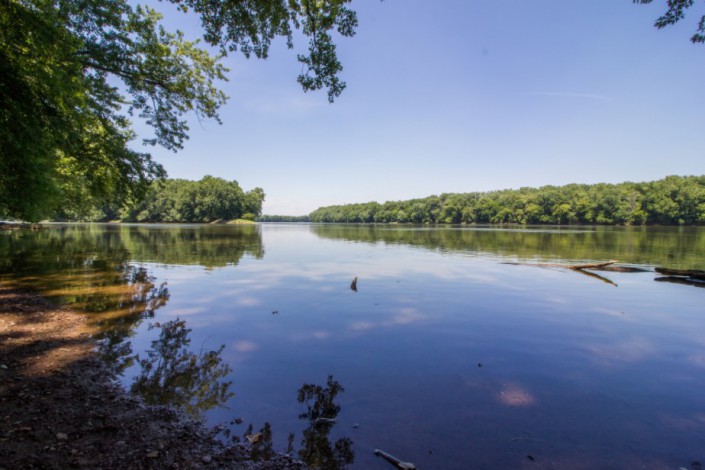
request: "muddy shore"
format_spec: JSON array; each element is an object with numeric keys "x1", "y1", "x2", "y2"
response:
[{"x1": 0, "y1": 282, "x2": 305, "y2": 469}]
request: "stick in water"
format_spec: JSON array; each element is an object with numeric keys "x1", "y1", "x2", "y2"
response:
[{"x1": 373, "y1": 449, "x2": 417, "y2": 470}]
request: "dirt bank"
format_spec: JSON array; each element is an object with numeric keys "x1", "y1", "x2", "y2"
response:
[{"x1": 0, "y1": 283, "x2": 305, "y2": 469}]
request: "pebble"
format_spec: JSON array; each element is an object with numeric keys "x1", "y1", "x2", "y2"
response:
[
  {"x1": 56, "y1": 433, "x2": 68, "y2": 440},
  {"x1": 201, "y1": 455, "x2": 212, "y2": 463},
  {"x1": 147, "y1": 451, "x2": 159, "y2": 458}
]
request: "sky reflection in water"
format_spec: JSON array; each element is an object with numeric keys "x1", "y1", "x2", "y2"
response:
[{"x1": 2, "y1": 223, "x2": 705, "y2": 469}]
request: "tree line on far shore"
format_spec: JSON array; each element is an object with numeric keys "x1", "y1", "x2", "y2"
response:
[
  {"x1": 54, "y1": 176, "x2": 264, "y2": 223},
  {"x1": 307, "y1": 176, "x2": 705, "y2": 225},
  {"x1": 258, "y1": 215, "x2": 311, "y2": 223}
]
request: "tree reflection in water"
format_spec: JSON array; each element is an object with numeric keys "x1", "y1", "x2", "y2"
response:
[
  {"x1": 130, "y1": 318, "x2": 233, "y2": 419},
  {"x1": 296, "y1": 375, "x2": 354, "y2": 469},
  {"x1": 98, "y1": 265, "x2": 170, "y2": 375},
  {"x1": 234, "y1": 375, "x2": 355, "y2": 469}
]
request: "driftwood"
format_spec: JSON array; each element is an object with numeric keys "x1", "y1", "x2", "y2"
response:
[
  {"x1": 591, "y1": 265, "x2": 650, "y2": 273},
  {"x1": 504, "y1": 260, "x2": 618, "y2": 270},
  {"x1": 373, "y1": 449, "x2": 417, "y2": 470},
  {"x1": 655, "y1": 267, "x2": 705, "y2": 281},
  {"x1": 567, "y1": 260, "x2": 618, "y2": 270},
  {"x1": 504, "y1": 260, "x2": 619, "y2": 287}
]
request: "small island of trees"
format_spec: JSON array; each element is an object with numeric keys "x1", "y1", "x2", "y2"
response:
[
  {"x1": 54, "y1": 176, "x2": 265, "y2": 223},
  {"x1": 308, "y1": 175, "x2": 705, "y2": 225}
]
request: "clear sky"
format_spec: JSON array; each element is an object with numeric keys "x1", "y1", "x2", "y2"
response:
[{"x1": 139, "y1": 0, "x2": 705, "y2": 215}]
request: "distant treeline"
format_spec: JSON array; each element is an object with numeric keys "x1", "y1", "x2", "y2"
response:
[
  {"x1": 309, "y1": 176, "x2": 705, "y2": 225},
  {"x1": 54, "y1": 176, "x2": 265, "y2": 223},
  {"x1": 258, "y1": 215, "x2": 311, "y2": 222}
]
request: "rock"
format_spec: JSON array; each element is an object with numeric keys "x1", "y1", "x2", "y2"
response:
[
  {"x1": 201, "y1": 455, "x2": 212, "y2": 463},
  {"x1": 56, "y1": 433, "x2": 68, "y2": 440},
  {"x1": 147, "y1": 451, "x2": 159, "y2": 458}
]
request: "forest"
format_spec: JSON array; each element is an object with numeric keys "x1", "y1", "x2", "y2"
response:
[
  {"x1": 308, "y1": 175, "x2": 705, "y2": 225},
  {"x1": 258, "y1": 215, "x2": 311, "y2": 223},
  {"x1": 54, "y1": 176, "x2": 265, "y2": 223}
]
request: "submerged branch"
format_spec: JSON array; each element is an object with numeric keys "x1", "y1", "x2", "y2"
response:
[
  {"x1": 503, "y1": 260, "x2": 618, "y2": 269},
  {"x1": 504, "y1": 260, "x2": 620, "y2": 286}
]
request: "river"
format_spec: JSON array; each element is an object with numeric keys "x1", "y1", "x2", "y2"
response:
[{"x1": 1, "y1": 223, "x2": 704, "y2": 469}]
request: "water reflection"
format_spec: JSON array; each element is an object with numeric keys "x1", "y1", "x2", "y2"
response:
[
  {"x1": 311, "y1": 224, "x2": 705, "y2": 269},
  {"x1": 0, "y1": 223, "x2": 264, "y2": 270},
  {"x1": 3, "y1": 223, "x2": 705, "y2": 468},
  {"x1": 230, "y1": 376, "x2": 355, "y2": 469},
  {"x1": 296, "y1": 376, "x2": 354, "y2": 469},
  {"x1": 131, "y1": 318, "x2": 233, "y2": 419},
  {"x1": 0, "y1": 224, "x2": 248, "y2": 417},
  {"x1": 0, "y1": 222, "x2": 264, "y2": 363},
  {"x1": 655, "y1": 276, "x2": 705, "y2": 288},
  {"x1": 97, "y1": 265, "x2": 170, "y2": 375}
]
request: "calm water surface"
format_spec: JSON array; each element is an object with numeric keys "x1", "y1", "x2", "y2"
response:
[{"x1": 2, "y1": 224, "x2": 704, "y2": 469}]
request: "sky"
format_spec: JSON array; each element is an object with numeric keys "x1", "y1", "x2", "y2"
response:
[{"x1": 138, "y1": 0, "x2": 705, "y2": 215}]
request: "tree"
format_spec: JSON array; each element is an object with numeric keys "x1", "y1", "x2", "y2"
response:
[
  {"x1": 635, "y1": 0, "x2": 705, "y2": 43},
  {"x1": 1, "y1": 0, "x2": 358, "y2": 221},
  {"x1": 243, "y1": 187, "x2": 266, "y2": 219}
]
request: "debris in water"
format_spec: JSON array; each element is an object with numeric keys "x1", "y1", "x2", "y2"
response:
[
  {"x1": 351, "y1": 276, "x2": 358, "y2": 292},
  {"x1": 374, "y1": 448, "x2": 417, "y2": 469},
  {"x1": 314, "y1": 417, "x2": 337, "y2": 426},
  {"x1": 656, "y1": 267, "x2": 705, "y2": 280},
  {"x1": 246, "y1": 433, "x2": 262, "y2": 444}
]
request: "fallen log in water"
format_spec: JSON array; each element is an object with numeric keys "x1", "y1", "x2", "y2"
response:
[
  {"x1": 567, "y1": 260, "x2": 619, "y2": 270},
  {"x1": 504, "y1": 260, "x2": 618, "y2": 270},
  {"x1": 655, "y1": 267, "x2": 705, "y2": 281},
  {"x1": 503, "y1": 260, "x2": 620, "y2": 286},
  {"x1": 590, "y1": 265, "x2": 650, "y2": 273}
]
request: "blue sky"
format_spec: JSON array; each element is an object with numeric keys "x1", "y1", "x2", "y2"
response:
[{"x1": 140, "y1": 1, "x2": 705, "y2": 215}]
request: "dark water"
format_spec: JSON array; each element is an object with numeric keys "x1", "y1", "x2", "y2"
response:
[{"x1": 2, "y1": 223, "x2": 705, "y2": 469}]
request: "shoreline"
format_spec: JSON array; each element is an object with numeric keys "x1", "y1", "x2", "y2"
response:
[{"x1": 0, "y1": 282, "x2": 304, "y2": 469}]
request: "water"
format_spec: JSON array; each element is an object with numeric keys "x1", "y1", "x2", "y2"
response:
[{"x1": 1, "y1": 223, "x2": 704, "y2": 469}]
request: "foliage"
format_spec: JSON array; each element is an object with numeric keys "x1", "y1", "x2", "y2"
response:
[
  {"x1": 309, "y1": 176, "x2": 705, "y2": 226},
  {"x1": 258, "y1": 214, "x2": 311, "y2": 222},
  {"x1": 58, "y1": 175, "x2": 266, "y2": 223},
  {"x1": 1, "y1": 0, "x2": 357, "y2": 222},
  {"x1": 635, "y1": 0, "x2": 705, "y2": 43}
]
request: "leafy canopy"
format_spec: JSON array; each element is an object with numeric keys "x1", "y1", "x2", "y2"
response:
[
  {"x1": 635, "y1": 0, "x2": 705, "y2": 43},
  {"x1": 1, "y1": 0, "x2": 357, "y2": 221}
]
